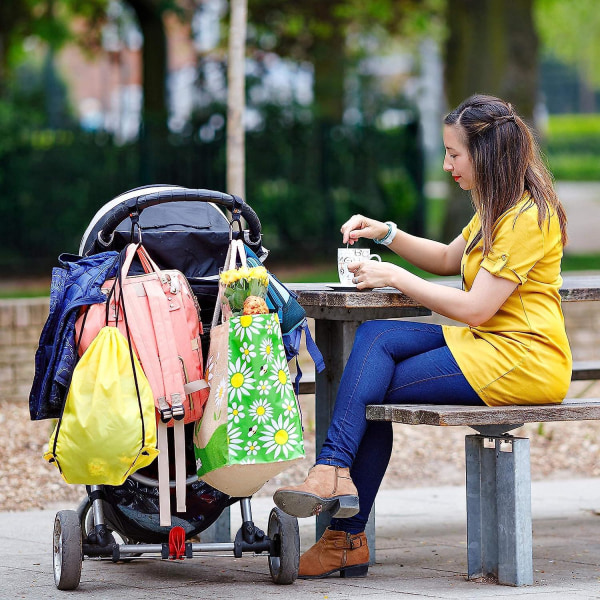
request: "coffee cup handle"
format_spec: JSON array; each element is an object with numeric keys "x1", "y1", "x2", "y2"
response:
[{"x1": 370, "y1": 254, "x2": 382, "y2": 262}]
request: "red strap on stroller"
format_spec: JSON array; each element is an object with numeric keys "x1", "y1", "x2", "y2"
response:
[{"x1": 168, "y1": 526, "x2": 186, "y2": 560}]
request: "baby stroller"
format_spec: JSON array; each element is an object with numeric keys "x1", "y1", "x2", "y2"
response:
[{"x1": 51, "y1": 185, "x2": 301, "y2": 590}]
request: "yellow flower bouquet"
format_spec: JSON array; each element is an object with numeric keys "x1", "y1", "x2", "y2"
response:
[{"x1": 219, "y1": 265, "x2": 269, "y2": 319}]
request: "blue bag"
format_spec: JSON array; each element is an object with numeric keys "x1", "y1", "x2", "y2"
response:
[{"x1": 244, "y1": 245, "x2": 325, "y2": 394}]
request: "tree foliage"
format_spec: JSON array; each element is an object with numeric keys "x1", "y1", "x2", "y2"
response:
[
  {"x1": 535, "y1": 0, "x2": 600, "y2": 89},
  {"x1": 0, "y1": 0, "x2": 109, "y2": 78},
  {"x1": 441, "y1": 0, "x2": 538, "y2": 242}
]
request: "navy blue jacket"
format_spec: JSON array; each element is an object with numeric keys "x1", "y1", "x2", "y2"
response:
[{"x1": 29, "y1": 251, "x2": 118, "y2": 420}]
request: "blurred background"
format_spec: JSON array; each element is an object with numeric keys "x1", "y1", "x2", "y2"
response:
[{"x1": 1, "y1": 0, "x2": 599, "y2": 283}]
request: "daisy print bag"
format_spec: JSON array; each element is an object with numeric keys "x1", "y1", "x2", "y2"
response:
[{"x1": 193, "y1": 240, "x2": 305, "y2": 497}]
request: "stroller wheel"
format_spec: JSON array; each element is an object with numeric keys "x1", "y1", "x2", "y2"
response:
[
  {"x1": 53, "y1": 510, "x2": 83, "y2": 590},
  {"x1": 267, "y1": 507, "x2": 299, "y2": 584},
  {"x1": 79, "y1": 497, "x2": 141, "y2": 559}
]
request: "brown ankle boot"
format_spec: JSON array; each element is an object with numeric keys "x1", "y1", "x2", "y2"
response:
[
  {"x1": 273, "y1": 464, "x2": 359, "y2": 518},
  {"x1": 299, "y1": 528, "x2": 369, "y2": 579}
]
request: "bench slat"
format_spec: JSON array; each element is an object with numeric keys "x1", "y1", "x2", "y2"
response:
[
  {"x1": 571, "y1": 360, "x2": 600, "y2": 381},
  {"x1": 297, "y1": 361, "x2": 599, "y2": 396},
  {"x1": 366, "y1": 398, "x2": 600, "y2": 427}
]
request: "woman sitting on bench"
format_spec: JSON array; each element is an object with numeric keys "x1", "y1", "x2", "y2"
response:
[{"x1": 273, "y1": 94, "x2": 572, "y2": 579}]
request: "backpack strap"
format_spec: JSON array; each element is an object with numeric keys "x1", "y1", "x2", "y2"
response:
[{"x1": 144, "y1": 280, "x2": 188, "y2": 515}]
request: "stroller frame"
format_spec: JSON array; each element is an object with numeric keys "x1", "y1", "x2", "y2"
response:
[{"x1": 51, "y1": 186, "x2": 301, "y2": 590}]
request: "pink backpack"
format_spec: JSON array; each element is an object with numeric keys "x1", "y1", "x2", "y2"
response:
[{"x1": 75, "y1": 243, "x2": 209, "y2": 525}]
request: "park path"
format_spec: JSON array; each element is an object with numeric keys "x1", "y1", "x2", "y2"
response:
[{"x1": 556, "y1": 181, "x2": 600, "y2": 254}]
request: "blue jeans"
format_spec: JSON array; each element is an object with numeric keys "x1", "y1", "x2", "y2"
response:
[{"x1": 315, "y1": 320, "x2": 484, "y2": 534}]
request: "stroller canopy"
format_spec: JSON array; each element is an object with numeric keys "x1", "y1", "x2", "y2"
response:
[{"x1": 79, "y1": 185, "x2": 266, "y2": 279}]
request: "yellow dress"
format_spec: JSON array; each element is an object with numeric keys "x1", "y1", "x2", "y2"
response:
[{"x1": 442, "y1": 195, "x2": 572, "y2": 406}]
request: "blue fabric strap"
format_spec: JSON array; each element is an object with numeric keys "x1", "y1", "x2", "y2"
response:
[{"x1": 303, "y1": 321, "x2": 325, "y2": 373}]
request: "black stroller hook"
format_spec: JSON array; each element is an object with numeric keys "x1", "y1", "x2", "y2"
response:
[{"x1": 129, "y1": 210, "x2": 143, "y2": 245}]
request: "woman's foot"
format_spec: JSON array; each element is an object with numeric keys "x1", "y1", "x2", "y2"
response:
[
  {"x1": 273, "y1": 464, "x2": 359, "y2": 518},
  {"x1": 298, "y1": 528, "x2": 369, "y2": 579}
]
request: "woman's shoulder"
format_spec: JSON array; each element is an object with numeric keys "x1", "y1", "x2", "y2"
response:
[{"x1": 503, "y1": 192, "x2": 549, "y2": 226}]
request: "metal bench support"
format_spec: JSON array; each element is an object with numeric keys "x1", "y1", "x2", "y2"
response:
[{"x1": 465, "y1": 432, "x2": 533, "y2": 586}]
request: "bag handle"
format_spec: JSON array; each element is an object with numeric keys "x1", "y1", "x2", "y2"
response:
[
  {"x1": 227, "y1": 238, "x2": 247, "y2": 270},
  {"x1": 211, "y1": 239, "x2": 248, "y2": 329},
  {"x1": 120, "y1": 243, "x2": 162, "y2": 278}
]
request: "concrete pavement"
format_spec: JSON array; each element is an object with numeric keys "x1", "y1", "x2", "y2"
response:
[
  {"x1": 555, "y1": 181, "x2": 600, "y2": 254},
  {"x1": 2, "y1": 478, "x2": 600, "y2": 599}
]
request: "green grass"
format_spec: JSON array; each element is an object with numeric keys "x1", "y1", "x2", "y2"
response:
[
  {"x1": 0, "y1": 287, "x2": 51, "y2": 299},
  {"x1": 282, "y1": 252, "x2": 599, "y2": 284},
  {"x1": 281, "y1": 253, "x2": 445, "y2": 284},
  {"x1": 0, "y1": 254, "x2": 597, "y2": 298},
  {"x1": 544, "y1": 114, "x2": 600, "y2": 180},
  {"x1": 547, "y1": 114, "x2": 600, "y2": 139},
  {"x1": 547, "y1": 154, "x2": 600, "y2": 180},
  {"x1": 561, "y1": 253, "x2": 600, "y2": 272}
]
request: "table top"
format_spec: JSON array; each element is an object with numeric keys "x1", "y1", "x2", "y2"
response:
[{"x1": 287, "y1": 273, "x2": 600, "y2": 320}]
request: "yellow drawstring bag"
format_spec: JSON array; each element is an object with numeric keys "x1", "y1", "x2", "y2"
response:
[{"x1": 45, "y1": 326, "x2": 158, "y2": 485}]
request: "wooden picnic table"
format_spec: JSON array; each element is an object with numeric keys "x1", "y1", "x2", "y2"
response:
[
  {"x1": 287, "y1": 273, "x2": 600, "y2": 567},
  {"x1": 288, "y1": 273, "x2": 600, "y2": 443}
]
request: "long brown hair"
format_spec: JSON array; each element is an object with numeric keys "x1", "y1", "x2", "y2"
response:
[{"x1": 444, "y1": 94, "x2": 567, "y2": 255}]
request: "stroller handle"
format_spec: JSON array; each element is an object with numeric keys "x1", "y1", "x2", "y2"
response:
[{"x1": 97, "y1": 188, "x2": 262, "y2": 246}]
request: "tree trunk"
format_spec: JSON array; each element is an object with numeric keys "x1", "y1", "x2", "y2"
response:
[
  {"x1": 127, "y1": 0, "x2": 168, "y2": 183},
  {"x1": 441, "y1": 0, "x2": 538, "y2": 242},
  {"x1": 310, "y1": 3, "x2": 346, "y2": 246},
  {"x1": 227, "y1": 0, "x2": 248, "y2": 200}
]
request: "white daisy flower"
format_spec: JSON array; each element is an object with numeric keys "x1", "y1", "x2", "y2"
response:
[
  {"x1": 260, "y1": 338, "x2": 275, "y2": 363},
  {"x1": 256, "y1": 379, "x2": 272, "y2": 398},
  {"x1": 266, "y1": 318, "x2": 276, "y2": 335},
  {"x1": 269, "y1": 356, "x2": 294, "y2": 398},
  {"x1": 213, "y1": 377, "x2": 227, "y2": 419},
  {"x1": 259, "y1": 414, "x2": 300, "y2": 459},
  {"x1": 205, "y1": 352, "x2": 216, "y2": 383},
  {"x1": 195, "y1": 458, "x2": 203, "y2": 471},
  {"x1": 228, "y1": 357, "x2": 256, "y2": 402},
  {"x1": 239, "y1": 457, "x2": 256, "y2": 465},
  {"x1": 281, "y1": 397, "x2": 298, "y2": 417},
  {"x1": 244, "y1": 440, "x2": 261, "y2": 456},
  {"x1": 227, "y1": 423, "x2": 244, "y2": 456},
  {"x1": 249, "y1": 397, "x2": 273, "y2": 423},
  {"x1": 239, "y1": 341, "x2": 256, "y2": 362},
  {"x1": 228, "y1": 400, "x2": 246, "y2": 424},
  {"x1": 233, "y1": 315, "x2": 262, "y2": 341}
]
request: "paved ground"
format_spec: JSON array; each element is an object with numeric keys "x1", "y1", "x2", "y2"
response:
[
  {"x1": 2, "y1": 478, "x2": 600, "y2": 599},
  {"x1": 3, "y1": 182, "x2": 599, "y2": 599},
  {"x1": 556, "y1": 182, "x2": 600, "y2": 253}
]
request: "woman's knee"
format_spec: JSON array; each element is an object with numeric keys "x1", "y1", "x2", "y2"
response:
[{"x1": 353, "y1": 320, "x2": 395, "y2": 348}]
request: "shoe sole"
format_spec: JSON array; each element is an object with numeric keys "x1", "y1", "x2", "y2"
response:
[
  {"x1": 273, "y1": 490, "x2": 359, "y2": 518},
  {"x1": 299, "y1": 563, "x2": 369, "y2": 579}
]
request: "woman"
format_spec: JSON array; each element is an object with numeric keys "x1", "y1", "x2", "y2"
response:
[{"x1": 273, "y1": 94, "x2": 572, "y2": 579}]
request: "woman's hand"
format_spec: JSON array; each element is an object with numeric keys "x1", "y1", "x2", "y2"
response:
[
  {"x1": 341, "y1": 214, "x2": 389, "y2": 245},
  {"x1": 348, "y1": 260, "x2": 401, "y2": 290}
]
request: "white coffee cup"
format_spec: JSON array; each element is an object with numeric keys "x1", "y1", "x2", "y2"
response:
[{"x1": 337, "y1": 248, "x2": 381, "y2": 286}]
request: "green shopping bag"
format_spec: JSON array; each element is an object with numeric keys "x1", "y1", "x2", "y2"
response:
[{"x1": 193, "y1": 312, "x2": 305, "y2": 496}]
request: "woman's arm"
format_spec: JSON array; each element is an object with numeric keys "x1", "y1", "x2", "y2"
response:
[
  {"x1": 341, "y1": 215, "x2": 464, "y2": 276},
  {"x1": 389, "y1": 231, "x2": 465, "y2": 276},
  {"x1": 349, "y1": 261, "x2": 517, "y2": 327}
]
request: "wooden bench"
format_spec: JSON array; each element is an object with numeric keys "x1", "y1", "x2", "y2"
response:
[
  {"x1": 365, "y1": 399, "x2": 600, "y2": 586},
  {"x1": 571, "y1": 360, "x2": 600, "y2": 381},
  {"x1": 290, "y1": 276, "x2": 600, "y2": 580},
  {"x1": 296, "y1": 364, "x2": 600, "y2": 586}
]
